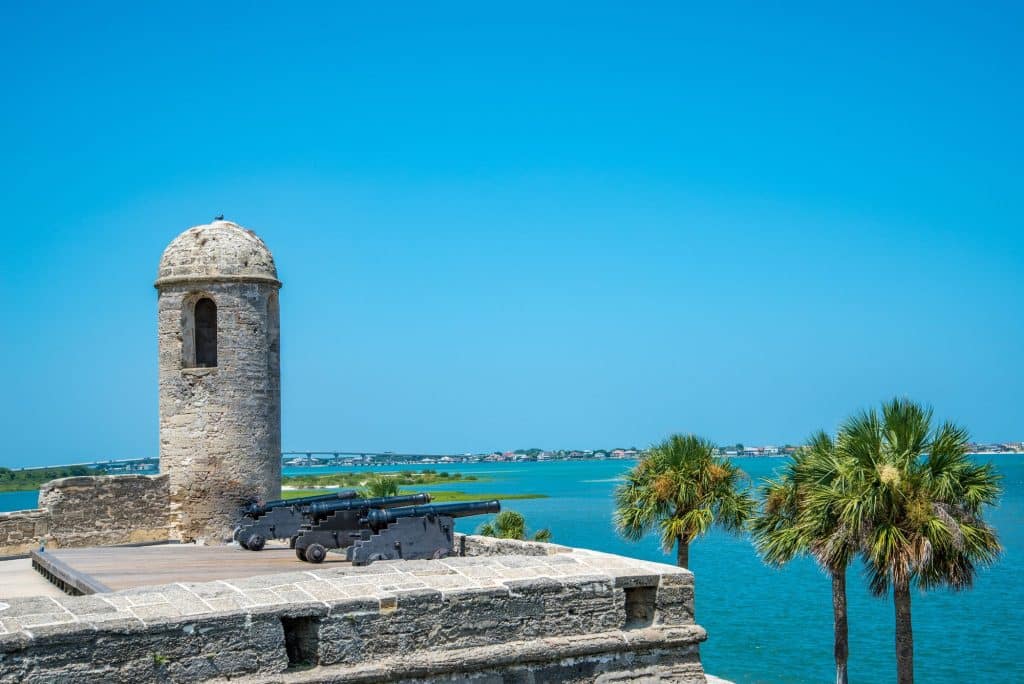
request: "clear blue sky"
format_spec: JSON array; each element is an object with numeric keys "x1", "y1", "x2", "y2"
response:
[{"x1": 1, "y1": 2, "x2": 1021, "y2": 467}]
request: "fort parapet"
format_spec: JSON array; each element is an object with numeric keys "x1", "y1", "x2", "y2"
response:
[
  {"x1": 0, "y1": 537, "x2": 707, "y2": 683},
  {"x1": 0, "y1": 475, "x2": 170, "y2": 557}
]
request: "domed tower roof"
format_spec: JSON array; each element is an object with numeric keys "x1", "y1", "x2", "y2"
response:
[{"x1": 155, "y1": 220, "x2": 280, "y2": 287}]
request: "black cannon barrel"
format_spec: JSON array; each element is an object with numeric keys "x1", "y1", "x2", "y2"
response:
[
  {"x1": 245, "y1": 490, "x2": 358, "y2": 516},
  {"x1": 361, "y1": 500, "x2": 501, "y2": 529},
  {"x1": 307, "y1": 493, "x2": 431, "y2": 518}
]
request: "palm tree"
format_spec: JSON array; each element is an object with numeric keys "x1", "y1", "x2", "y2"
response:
[
  {"x1": 479, "y1": 510, "x2": 552, "y2": 542},
  {"x1": 752, "y1": 431, "x2": 856, "y2": 684},
  {"x1": 615, "y1": 433, "x2": 755, "y2": 569},
  {"x1": 832, "y1": 398, "x2": 1002, "y2": 684}
]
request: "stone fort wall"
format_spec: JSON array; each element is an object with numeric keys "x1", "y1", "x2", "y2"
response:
[
  {"x1": 0, "y1": 475, "x2": 170, "y2": 557},
  {"x1": 0, "y1": 509, "x2": 48, "y2": 558},
  {"x1": 0, "y1": 538, "x2": 708, "y2": 683}
]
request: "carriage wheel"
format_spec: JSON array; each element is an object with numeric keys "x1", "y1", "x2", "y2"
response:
[{"x1": 305, "y1": 544, "x2": 328, "y2": 564}]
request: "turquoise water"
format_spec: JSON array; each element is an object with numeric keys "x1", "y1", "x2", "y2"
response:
[
  {"x1": 4, "y1": 457, "x2": 1022, "y2": 682},
  {"x1": 0, "y1": 490, "x2": 39, "y2": 512}
]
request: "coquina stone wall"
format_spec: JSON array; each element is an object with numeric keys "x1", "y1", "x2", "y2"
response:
[
  {"x1": 0, "y1": 540, "x2": 708, "y2": 683},
  {"x1": 39, "y1": 475, "x2": 171, "y2": 548},
  {"x1": 0, "y1": 475, "x2": 170, "y2": 557},
  {"x1": 461, "y1": 533, "x2": 573, "y2": 556},
  {"x1": 157, "y1": 281, "x2": 282, "y2": 544},
  {"x1": 0, "y1": 510, "x2": 49, "y2": 557}
]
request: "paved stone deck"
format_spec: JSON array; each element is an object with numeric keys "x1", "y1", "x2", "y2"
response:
[{"x1": 30, "y1": 542, "x2": 314, "y2": 592}]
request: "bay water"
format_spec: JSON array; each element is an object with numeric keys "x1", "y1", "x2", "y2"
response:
[
  {"x1": 2, "y1": 456, "x2": 1021, "y2": 682},
  {"x1": 0, "y1": 489, "x2": 42, "y2": 512}
]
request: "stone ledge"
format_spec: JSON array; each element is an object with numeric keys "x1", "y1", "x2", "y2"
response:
[
  {"x1": 39, "y1": 474, "x2": 167, "y2": 492},
  {"x1": 0, "y1": 509, "x2": 46, "y2": 519},
  {"x1": 154, "y1": 274, "x2": 283, "y2": 288},
  {"x1": 180, "y1": 367, "x2": 217, "y2": 377},
  {"x1": 457, "y1": 532, "x2": 573, "y2": 556}
]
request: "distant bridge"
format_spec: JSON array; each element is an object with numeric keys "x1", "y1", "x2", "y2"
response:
[{"x1": 11, "y1": 457, "x2": 159, "y2": 473}]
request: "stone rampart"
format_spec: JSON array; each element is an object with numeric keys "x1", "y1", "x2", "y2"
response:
[
  {"x1": 0, "y1": 475, "x2": 170, "y2": 557},
  {"x1": 459, "y1": 532, "x2": 573, "y2": 556},
  {"x1": 0, "y1": 510, "x2": 49, "y2": 557},
  {"x1": 0, "y1": 542, "x2": 707, "y2": 683}
]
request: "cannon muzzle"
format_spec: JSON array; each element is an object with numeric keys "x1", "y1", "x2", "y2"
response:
[
  {"x1": 307, "y1": 493, "x2": 431, "y2": 519},
  {"x1": 361, "y1": 500, "x2": 501, "y2": 529},
  {"x1": 245, "y1": 490, "x2": 358, "y2": 517}
]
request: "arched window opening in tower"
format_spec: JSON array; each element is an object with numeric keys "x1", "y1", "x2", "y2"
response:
[{"x1": 194, "y1": 298, "x2": 218, "y2": 367}]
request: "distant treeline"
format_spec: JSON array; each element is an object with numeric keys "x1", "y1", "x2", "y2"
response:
[
  {"x1": 0, "y1": 466, "x2": 99, "y2": 493},
  {"x1": 282, "y1": 469, "x2": 480, "y2": 489}
]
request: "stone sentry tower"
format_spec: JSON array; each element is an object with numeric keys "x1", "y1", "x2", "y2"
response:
[{"x1": 155, "y1": 220, "x2": 282, "y2": 542}]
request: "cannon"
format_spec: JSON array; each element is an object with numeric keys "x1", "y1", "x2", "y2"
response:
[
  {"x1": 233, "y1": 490, "x2": 358, "y2": 550},
  {"x1": 292, "y1": 493, "x2": 432, "y2": 561},
  {"x1": 243, "y1": 491, "x2": 358, "y2": 517},
  {"x1": 296, "y1": 499, "x2": 501, "y2": 565},
  {"x1": 360, "y1": 500, "x2": 502, "y2": 529},
  {"x1": 304, "y1": 493, "x2": 433, "y2": 520}
]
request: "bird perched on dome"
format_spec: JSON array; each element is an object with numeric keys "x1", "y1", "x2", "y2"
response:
[{"x1": 214, "y1": 214, "x2": 225, "y2": 221}]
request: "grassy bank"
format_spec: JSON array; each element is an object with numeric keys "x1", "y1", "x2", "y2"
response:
[
  {"x1": 282, "y1": 469, "x2": 487, "y2": 489},
  {"x1": 0, "y1": 466, "x2": 100, "y2": 493},
  {"x1": 282, "y1": 489, "x2": 546, "y2": 503}
]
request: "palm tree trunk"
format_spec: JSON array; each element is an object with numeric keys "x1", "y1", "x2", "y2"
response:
[
  {"x1": 676, "y1": 536, "x2": 689, "y2": 568},
  {"x1": 832, "y1": 569, "x2": 849, "y2": 684},
  {"x1": 894, "y1": 578, "x2": 914, "y2": 684}
]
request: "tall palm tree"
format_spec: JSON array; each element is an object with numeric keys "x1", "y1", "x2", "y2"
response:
[
  {"x1": 831, "y1": 398, "x2": 1002, "y2": 684},
  {"x1": 752, "y1": 432, "x2": 856, "y2": 684},
  {"x1": 615, "y1": 433, "x2": 754, "y2": 568}
]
